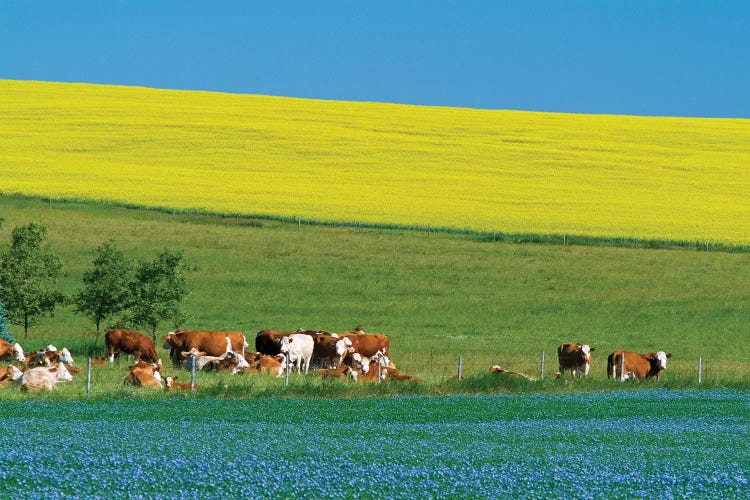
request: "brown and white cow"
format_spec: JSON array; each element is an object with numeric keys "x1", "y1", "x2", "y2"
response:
[
  {"x1": 0, "y1": 338, "x2": 26, "y2": 363},
  {"x1": 489, "y1": 365, "x2": 537, "y2": 382},
  {"x1": 0, "y1": 365, "x2": 23, "y2": 387},
  {"x1": 308, "y1": 332, "x2": 353, "y2": 369},
  {"x1": 607, "y1": 350, "x2": 672, "y2": 381},
  {"x1": 163, "y1": 330, "x2": 247, "y2": 367},
  {"x1": 240, "y1": 353, "x2": 287, "y2": 377},
  {"x1": 556, "y1": 342, "x2": 595, "y2": 378},
  {"x1": 337, "y1": 329, "x2": 390, "y2": 358},
  {"x1": 254, "y1": 330, "x2": 294, "y2": 356},
  {"x1": 123, "y1": 361, "x2": 162, "y2": 388},
  {"x1": 164, "y1": 376, "x2": 198, "y2": 391},
  {"x1": 105, "y1": 329, "x2": 161, "y2": 365}
]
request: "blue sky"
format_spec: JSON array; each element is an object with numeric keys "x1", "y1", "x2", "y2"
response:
[{"x1": 1, "y1": 1, "x2": 748, "y2": 118}]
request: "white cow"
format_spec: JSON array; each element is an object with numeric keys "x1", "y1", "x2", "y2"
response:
[
  {"x1": 279, "y1": 334, "x2": 314, "y2": 374},
  {"x1": 21, "y1": 363, "x2": 72, "y2": 392}
]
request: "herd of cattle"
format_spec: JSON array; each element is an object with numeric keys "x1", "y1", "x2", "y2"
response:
[{"x1": 0, "y1": 332, "x2": 672, "y2": 392}]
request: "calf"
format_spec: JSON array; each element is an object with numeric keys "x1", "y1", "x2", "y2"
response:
[
  {"x1": 123, "y1": 361, "x2": 162, "y2": 388},
  {"x1": 556, "y1": 342, "x2": 595, "y2": 378},
  {"x1": 607, "y1": 351, "x2": 672, "y2": 381},
  {"x1": 240, "y1": 353, "x2": 288, "y2": 377},
  {"x1": 489, "y1": 365, "x2": 537, "y2": 382},
  {"x1": 164, "y1": 376, "x2": 198, "y2": 390},
  {"x1": 312, "y1": 364, "x2": 357, "y2": 381}
]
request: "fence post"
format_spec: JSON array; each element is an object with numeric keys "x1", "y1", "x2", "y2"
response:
[
  {"x1": 86, "y1": 358, "x2": 92, "y2": 399},
  {"x1": 458, "y1": 355, "x2": 463, "y2": 381},
  {"x1": 540, "y1": 351, "x2": 545, "y2": 380},
  {"x1": 698, "y1": 356, "x2": 703, "y2": 385},
  {"x1": 377, "y1": 355, "x2": 382, "y2": 383},
  {"x1": 285, "y1": 352, "x2": 290, "y2": 386},
  {"x1": 190, "y1": 354, "x2": 196, "y2": 390},
  {"x1": 620, "y1": 353, "x2": 625, "y2": 381}
]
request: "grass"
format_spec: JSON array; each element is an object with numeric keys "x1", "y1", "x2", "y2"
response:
[
  {"x1": 1, "y1": 79, "x2": 749, "y2": 245},
  {"x1": 0, "y1": 194, "x2": 748, "y2": 397}
]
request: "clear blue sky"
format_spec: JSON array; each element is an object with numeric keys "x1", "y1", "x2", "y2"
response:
[{"x1": 1, "y1": 0, "x2": 748, "y2": 118}]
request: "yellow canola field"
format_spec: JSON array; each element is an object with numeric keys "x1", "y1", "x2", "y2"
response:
[{"x1": 1, "y1": 79, "x2": 748, "y2": 244}]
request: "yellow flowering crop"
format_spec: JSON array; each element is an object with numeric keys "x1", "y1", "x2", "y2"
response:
[{"x1": 1, "y1": 79, "x2": 748, "y2": 244}]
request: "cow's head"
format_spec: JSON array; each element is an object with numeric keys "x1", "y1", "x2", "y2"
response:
[
  {"x1": 162, "y1": 332, "x2": 182, "y2": 350},
  {"x1": 54, "y1": 362, "x2": 73, "y2": 383},
  {"x1": 655, "y1": 351, "x2": 672, "y2": 370},
  {"x1": 580, "y1": 344, "x2": 594, "y2": 375},
  {"x1": 12, "y1": 342, "x2": 25, "y2": 362},
  {"x1": 279, "y1": 336, "x2": 291, "y2": 353},
  {"x1": 165, "y1": 376, "x2": 176, "y2": 389},
  {"x1": 56, "y1": 348, "x2": 74, "y2": 365},
  {"x1": 335, "y1": 337, "x2": 354, "y2": 357}
]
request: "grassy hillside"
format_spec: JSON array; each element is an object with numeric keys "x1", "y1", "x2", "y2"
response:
[
  {"x1": 1, "y1": 79, "x2": 749, "y2": 245},
  {"x1": 1, "y1": 195, "x2": 748, "y2": 385}
]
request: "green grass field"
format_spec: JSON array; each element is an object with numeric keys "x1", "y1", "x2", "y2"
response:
[{"x1": 1, "y1": 194, "x2": 748, "y2": 393}]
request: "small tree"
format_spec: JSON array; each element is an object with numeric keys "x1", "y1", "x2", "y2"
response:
[
  {"x1": 0, "y1": 223, "x2": 64, "y2": 338},
  {"x1": 0, "y1": 302, "x2": 16, "y2": 344},
  {"x1": 130, "y1": 249, "x2": 189, "y2": 341},
  {"x1": 74, "y1": 240, "x2": 134, "y2": 337}
]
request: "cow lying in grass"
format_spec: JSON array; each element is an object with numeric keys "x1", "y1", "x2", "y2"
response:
[
  {"x1": 123, "y1": 361, "x2": 162, "y2": 389},
  {"x1": 489, "y1": 365, "x2": 537, "y2": 382}
]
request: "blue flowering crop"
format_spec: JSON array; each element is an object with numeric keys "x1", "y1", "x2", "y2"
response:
[{"x1": 0, "y1": 390, "x2": 747, "y2": 498}]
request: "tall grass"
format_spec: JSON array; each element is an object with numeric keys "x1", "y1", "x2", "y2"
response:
[
  {"x1": 1, "y1": 79, "x2": 749, "y2": 244},
  {"x1": 0, "y1": 195, "x2": 748, "y2": 393}
]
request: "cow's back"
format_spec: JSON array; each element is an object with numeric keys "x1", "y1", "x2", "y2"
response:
[
  {"x1": 180, "y1": 330, "x2": 246, "y2": 356},
  {"x1": 340, "y1": 333, "x2": 390, "y2": 357}
]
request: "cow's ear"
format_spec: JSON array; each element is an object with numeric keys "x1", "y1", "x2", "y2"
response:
[
  {"x1": 666, "y1": 353, "x2": 672, "y2": 358},
  {"x1": 180, "y1": 351, "x2": 189, "y2": 357},
  {"x1": 590, "y1": 347, "x2": 596, "y2": 352}
]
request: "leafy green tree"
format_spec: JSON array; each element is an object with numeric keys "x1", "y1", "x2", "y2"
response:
[
  {"x1": 74, "y1": 240, "x2": 134, "y2": 337},
  {"x1": 0, "y1": 302, "x2": 16, "y2": 344},
  {"x1": 130, "y1": 249, "x2": 189, "y2": 341},
  {"x1": 0, "y1": 223, "x2": 64, "y2": 338}
]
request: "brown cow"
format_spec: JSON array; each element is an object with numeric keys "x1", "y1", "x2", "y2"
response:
[
  {"x1": 0, "y1": 338, "x2": 26, "y2": 362},
  {"x1": 338, "y1": 329, "x2": 390, "y2": 358},
  {"x1": 607, "y1": 350, "x2": 672, "y2": 381},
  {"x1": 105, "y1": 329, "x2": 161, "y2": 365},
  {"x1": 556, "y1": 343, "x2": 595, "y2": 378},
  {"x1": 123, "y1": 361, "x2": 162, "y2": 388},
  {"x1": 255, "y1": 330, "x2": 293, "y2": 355},
  {"x1": 489, "y1": 365, "x2": 537, "y2": 381},
  {"x1": 162, "y1": 330, "x2": 247, "y2": 367}
]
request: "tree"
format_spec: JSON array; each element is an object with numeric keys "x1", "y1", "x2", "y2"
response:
[
  {"x1": 0, "y1": 223, "x2": 64, "y2": 338},
  {"x1": 74, "y1": 240, "x2": 134, "y2": 337},
  {"x1": 0, "y1": 302, "x2": 16, "y2": 344},
  {"x1": 130, "y1": 249, "x2": 189, "y2": 341}
]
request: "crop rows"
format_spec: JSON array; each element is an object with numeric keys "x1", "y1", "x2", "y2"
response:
[{"x1": 1, "y1": 390, "x2": 747, "y2": 498}]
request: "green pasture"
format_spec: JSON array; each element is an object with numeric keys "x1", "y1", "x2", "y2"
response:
[{"x1": 0, "y1": 194, "x2": 748, "y2": 391}]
